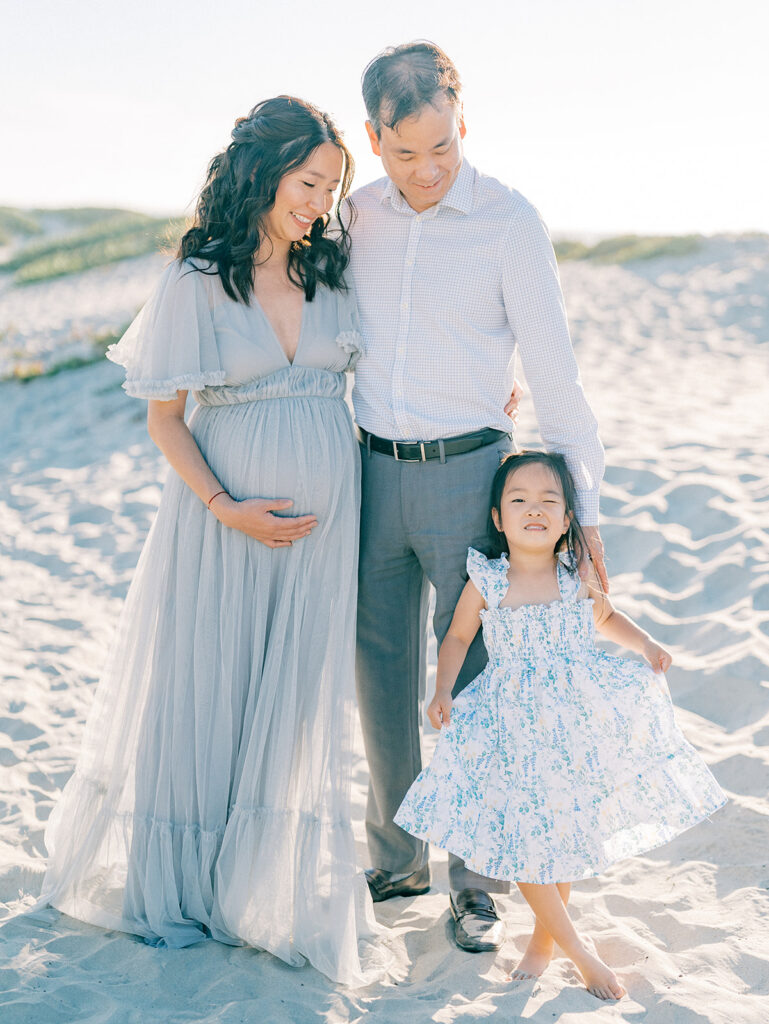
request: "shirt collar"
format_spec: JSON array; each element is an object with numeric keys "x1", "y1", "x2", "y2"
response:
[
  {"x1": 381, "y1": 159, "x2": 476, "y2": 216},
  {"x1": 440, "y1": 159, "x2": 475, "y2": 214}
]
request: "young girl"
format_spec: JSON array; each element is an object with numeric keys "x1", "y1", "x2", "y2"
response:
[{"x1": 394, "y1": 450, "x2": 726, "y2": 1001}]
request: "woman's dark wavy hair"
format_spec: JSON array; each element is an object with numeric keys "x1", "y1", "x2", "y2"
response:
[
  {"x1": 178, "y1": 96, "x2": 355, "y2": 302},
  {"x1": 485, "y1": 450, "x2": 588, "y2": 573}
]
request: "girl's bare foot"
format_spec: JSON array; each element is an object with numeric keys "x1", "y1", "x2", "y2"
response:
[
  {"x1": 574, "y1": 949, "x2": 626, "y2": 1000},
  {"x1": 510, "y1": 933, "x2": 554, "y2": 980},
  {"x1": 514, "y1": 883, "x2": 623, "y2": 998}
]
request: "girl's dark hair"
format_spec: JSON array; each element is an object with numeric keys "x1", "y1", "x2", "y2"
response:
[
  {"x1": 362, "y1": 40, "x2": 462, "y2": 137},
  {"x1": 486, "y1": 450, "x2": 588, "y2": 572},
  {"x1": 178, "y1": 96, "x2": 355, "y2": 303}
]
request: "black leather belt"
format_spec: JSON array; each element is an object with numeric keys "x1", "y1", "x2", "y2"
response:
[{"x1": 356, "y1": 426, "x2": 509, "y2": 462}]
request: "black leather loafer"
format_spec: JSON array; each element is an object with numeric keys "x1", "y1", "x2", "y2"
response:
[
  {"x1": 365, "y1": 865, "x2": 431, "y2": 903},
  {"x1": 450, "y1": 888, "x2": 505, "y2": 952}
]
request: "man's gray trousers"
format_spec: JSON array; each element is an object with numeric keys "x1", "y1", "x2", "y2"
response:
[{"x1": 356, "y1": 435, "x2": 514, "y2": 894}]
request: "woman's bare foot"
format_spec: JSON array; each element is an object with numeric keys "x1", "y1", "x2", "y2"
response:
[
  {"x1": 574, "y1": 949, "x2": 626, "y2": 1000},
  {"x1": 510, "y1": 932, "x2": 555, "y2": 980}
]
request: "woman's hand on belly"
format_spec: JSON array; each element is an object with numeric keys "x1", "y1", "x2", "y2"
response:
[
  {"x1": 212, "y1": 495, "x2": 318, "y2": 548},
  {"x1": 147, "y1": 396, "x2": 318, "y2": 547}
]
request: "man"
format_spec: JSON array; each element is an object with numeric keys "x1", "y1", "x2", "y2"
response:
[{"x1": 346, "y1": 41, "x2": 606, "y2": 953}]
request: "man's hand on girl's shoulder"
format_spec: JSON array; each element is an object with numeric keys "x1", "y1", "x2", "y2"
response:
[{"x1": 580, "y1": 525, "x2": 609, "y2": 594}]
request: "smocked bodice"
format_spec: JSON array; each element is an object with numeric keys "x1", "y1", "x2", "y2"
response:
[
  {"x1": 480, "y1": 594, "x2": 596, "y2": 664},
  {"x1": 467, "y1": 548, "x2": 596, "y2": 664}
]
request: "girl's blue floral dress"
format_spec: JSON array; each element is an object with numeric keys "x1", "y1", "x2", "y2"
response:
[{"x1": 394, "y1": 548, "x2": 726, "y2": 884}]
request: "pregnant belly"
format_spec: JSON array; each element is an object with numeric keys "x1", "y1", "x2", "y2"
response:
[{"x1": 188, "y1": 396, "x2": 358, "y2": 519}]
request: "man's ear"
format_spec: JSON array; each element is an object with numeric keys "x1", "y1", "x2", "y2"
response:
[
  {"x1": 365, "y1": 121, "x2": 381, "y2": 156},
  {"x1": 458, "y1": 106, "x2": 467, "y2": 140}
]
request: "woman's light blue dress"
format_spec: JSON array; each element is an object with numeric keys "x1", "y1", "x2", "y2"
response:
[
  {"x1": 39, "y1": 260, "x2": 382, "y2": 987},
  {"x1": 395, "y1": 547, "x2": 726, "y2": 884}
]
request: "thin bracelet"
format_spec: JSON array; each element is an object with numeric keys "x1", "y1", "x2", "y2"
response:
[{"x1": 207, "y1": 489, "x2": 227, "y2": 510}]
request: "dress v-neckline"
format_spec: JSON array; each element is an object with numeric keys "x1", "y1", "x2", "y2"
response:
[{"x1": 251, "y1": 291, "x2": 306, "y2": 367}]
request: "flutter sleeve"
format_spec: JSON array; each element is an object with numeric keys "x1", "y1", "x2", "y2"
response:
[
  {"x1": 467, "y1": 547, "x2": 511, "y2": 608},
  {"x1": 106, "y1": 259, "x2": 226, "y2": 400},
  {"x1": 466, "y1": 547, "x2": 490, "y2": 603},
  {"x1": 334, "y1": 285, "x2": 364, "y2": 370}
]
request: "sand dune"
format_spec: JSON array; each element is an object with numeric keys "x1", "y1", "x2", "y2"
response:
[
  {"x1": 0, "y1": 252, "x2": 166, "y2": 378},
  {"x1": 1, "y1": 235, "x2": 767, "y2": 1022}
]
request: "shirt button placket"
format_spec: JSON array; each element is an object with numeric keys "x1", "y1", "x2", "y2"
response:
[{"x1": 394, "y1": 215, "x2": 421, "y2": 438}]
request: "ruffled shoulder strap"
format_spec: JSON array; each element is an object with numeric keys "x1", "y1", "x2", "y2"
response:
[
  {"x1": 466, "y1": 547, "x2": 510, "y2": 608},
  {"x1": 556, "y1": 551, "x2": 582, "y2": 601},
  {"x1": 334, "y1": 285, "x2": 364, "y2": 369},
  {"x1": 107, "y1": 258, "x2": 225, "y2": 400}
]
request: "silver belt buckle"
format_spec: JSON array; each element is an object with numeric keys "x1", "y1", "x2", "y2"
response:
[
  {"x1": 392, "y1": 440, "x2": 401, "y2": 461},
  {"x1": 419, "y1": 441, "x2": 427, "y2": 461}
]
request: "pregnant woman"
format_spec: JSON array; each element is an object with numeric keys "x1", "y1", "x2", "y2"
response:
[{"x1": 39, "y1": 96, "x2": 380, "y2": 987}]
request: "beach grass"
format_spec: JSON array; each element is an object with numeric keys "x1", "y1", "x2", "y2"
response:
[
  {"x1": 555, "y1": 234, "x2": 702, "y2": 264},
  {"x1": 0, "y1": 207, "x2": 44, "y2": 245},
  {"x1": 1, "y1": 211, "x2": 185, "y2": 285},
  {"x1": 0, "y1": 206, "x2": 135, "y2": 246},
  {"x1": 30, "y1": 206, "x2": 140, "y2": 229}
]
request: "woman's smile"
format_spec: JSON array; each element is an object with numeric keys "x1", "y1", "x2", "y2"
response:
[{"x1": 290, "y1": 211, "x2": 313, "y2": 229}]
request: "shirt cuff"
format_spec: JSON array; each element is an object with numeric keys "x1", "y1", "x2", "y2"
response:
[{"x1": 574, "y1": 487, "x2": 600, "y2": 527}]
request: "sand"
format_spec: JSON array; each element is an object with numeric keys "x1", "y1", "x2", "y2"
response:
[{"x1": 1, "y1": 235, "x2": 768, "y2": 1022}]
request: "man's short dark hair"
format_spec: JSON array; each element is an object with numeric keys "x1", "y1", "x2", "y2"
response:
[{"x1": 362, "y1": 41, "x2": 462, "y2": 137}]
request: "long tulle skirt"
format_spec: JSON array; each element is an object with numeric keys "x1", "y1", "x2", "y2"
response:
[{"x1": 39, "y1": 370, "x2": 381, "y2": 987}]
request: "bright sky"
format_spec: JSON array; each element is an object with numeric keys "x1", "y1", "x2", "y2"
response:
[{"x1": 3, "y1": 0, "x2": 767, "y2": 235}]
